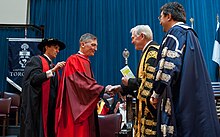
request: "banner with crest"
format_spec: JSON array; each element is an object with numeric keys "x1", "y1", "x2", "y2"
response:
[{"x1": 7, "y1": 38, "x2": 42, "y2": 92}]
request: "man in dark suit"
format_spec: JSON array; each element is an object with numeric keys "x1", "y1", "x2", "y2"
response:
[{"x1": 20, "y1": 38, "x2": 66, "y2": 137}]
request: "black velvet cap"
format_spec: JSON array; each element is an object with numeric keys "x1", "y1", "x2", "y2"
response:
[{"x1": 38, "y1": 38, "x2": 65, "y2": 51}]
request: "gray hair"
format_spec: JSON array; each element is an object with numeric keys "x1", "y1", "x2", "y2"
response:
[
  {"x1": 79, "y1": 33, "x2": 97, "y2": 43},
  {"x1": 130, "y1": 25, "x2": 153, "y2": 39}
]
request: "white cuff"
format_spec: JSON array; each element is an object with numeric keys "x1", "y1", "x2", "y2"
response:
[
  {"x1": 151, "y1": 90, "x2": 160, "y2": 98},
  {"x1": 46, "y1": 70, "x2": 54, "y2": 78}
]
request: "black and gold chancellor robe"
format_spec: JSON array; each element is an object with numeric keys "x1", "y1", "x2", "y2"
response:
[{"x1": 121, "y1": 41, "x2": 160, "y2": 137}]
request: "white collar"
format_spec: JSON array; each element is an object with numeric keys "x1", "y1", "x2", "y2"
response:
[
  {"x1": 78, "y1": 51, "x2": 84, "y2": 55},
  {"x1": 172, "y1": 22, "x2": 184, "y2": 27},
  {"x1": 43, "y1": 54, "x2": 52, "y2": 62},
  {"x1": 143, "y1": 40, "x2": 153, "y2": 51}
]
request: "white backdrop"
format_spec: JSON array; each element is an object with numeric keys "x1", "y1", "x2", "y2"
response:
[{"x1": 0, "y1": 0, "x2": 28, "y2": 24}]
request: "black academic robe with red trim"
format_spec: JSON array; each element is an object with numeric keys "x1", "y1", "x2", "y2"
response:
[
  {"x1": 20, "y1": 55, "x2": 59, "y2": 137},
  {"x1": 55, "y1": 53, "x2": 104, "y2": 137}
]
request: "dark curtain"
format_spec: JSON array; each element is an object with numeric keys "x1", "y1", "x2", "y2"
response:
[{"x1": 0, "y1": 0, "x2": 219, "y2": 91}]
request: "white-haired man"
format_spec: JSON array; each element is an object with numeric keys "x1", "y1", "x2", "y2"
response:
[{"x1": 120, "y1": 25, "x2": 160, "y2": 137}]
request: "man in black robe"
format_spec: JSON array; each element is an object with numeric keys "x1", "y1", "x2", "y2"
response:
[
  {"x1": 20, "y1": 38, "x2": 66, "y2": 137},
  {"x1": 150, "y1": 2, "x2": 220, "y2": 137}
]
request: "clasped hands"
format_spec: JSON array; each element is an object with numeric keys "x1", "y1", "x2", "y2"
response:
[
  {"x1": 104, "y1": 76, "x2": 129, "y2": 97},
  {"x1": 105, "y1": 85, "x2": 121, "y2": 96},
  {"x1": 104, "y1": 77, "x2": 159, "y2": 109}
]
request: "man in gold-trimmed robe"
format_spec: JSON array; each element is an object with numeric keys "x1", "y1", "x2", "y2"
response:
[{"x1": 120, "y1": 25, "x2": 160, "y2": 137}]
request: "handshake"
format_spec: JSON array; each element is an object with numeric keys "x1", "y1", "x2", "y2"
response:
[
  {"x1": 104, "y1": 76, "x2": 129, "y2": 96},
  {"x1": 105, "y1": 85, "x2": 122, "y2": 96}
]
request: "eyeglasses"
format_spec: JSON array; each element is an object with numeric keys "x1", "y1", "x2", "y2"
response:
[{"x1": 158, "y1": 15, "x2": 162, "y2": 21}]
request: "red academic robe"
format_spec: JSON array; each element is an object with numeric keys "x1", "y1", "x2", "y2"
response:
[{"x1": 55, "y1": 53, "x2": 104, "y2": 137}]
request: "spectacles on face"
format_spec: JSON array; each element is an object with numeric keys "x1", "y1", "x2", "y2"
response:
[
  {"x1": 158, "y1": 15, "x2": 160, "y2": 20},
  {"x1": 158, "y1": 12, "x2": 169, "y2": 21},
  {"x1": 158, "y1": 15, "x2": 163, "y2": 21}
]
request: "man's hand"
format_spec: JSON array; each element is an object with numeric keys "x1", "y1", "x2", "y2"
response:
[
  {"x1": 105, "y1": 85, "x2": 114, "y2": 96},
  {"x1": 52, "y1": 61, "x2": 66, "y2": 72},
  {"x1": 121, "y1": 77, "x2": 129, "y2": 86},
  {"x1": 105, "y1": 85, "x2": 122, "y2": 96},
  {"x1": 150, "y1": 97, "x2": 158, "y2": 109}
]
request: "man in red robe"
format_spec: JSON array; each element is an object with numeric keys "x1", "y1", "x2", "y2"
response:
[{"x1": 55, "y1": 33, "x2": 112, "y2": 137}]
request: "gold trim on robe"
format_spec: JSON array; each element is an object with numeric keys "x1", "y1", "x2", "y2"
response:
[{"x1": 134, "y1": 44, "x2": 159, "y2": 137}]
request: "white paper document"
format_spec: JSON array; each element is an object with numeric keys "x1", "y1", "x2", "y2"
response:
[{"x1": 120, "y1": 65, "x2": 135, "y2": 78}]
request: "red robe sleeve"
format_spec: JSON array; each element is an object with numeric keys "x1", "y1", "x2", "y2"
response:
[{"x1": 55, "y1": 54, "x2": 104, "y2": 132}]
